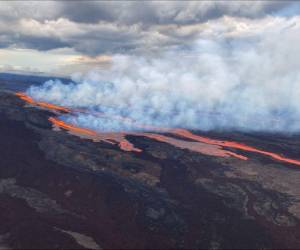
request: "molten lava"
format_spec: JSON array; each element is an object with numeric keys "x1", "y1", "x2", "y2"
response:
[
  {"x1": 119, "y1": 140, "x2": 142, "y2": 153},
  {"x1": 49, "y1": 117, "x2": 97, "y2": 136},
  {"x1": 16, "y1": 91, "x2": 300, "y2": 166},
  {"x1": 49, "y1": 117, "x2": 142, "y2": 153},
  {"x1": 139, "y1": 132, "x2": 248, "y2": 160},
  {"x1": 171, "y1": 128, "x2": 300, "y2": 166},
  {"x1": 48, "y1": 117, "x2": 246, "y2": 159},
  {"x1": 16, "y1": 92, "x2": 70, "y2": 113}
]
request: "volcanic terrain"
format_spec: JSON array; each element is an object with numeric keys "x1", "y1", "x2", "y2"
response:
[{"x1": 1, "y1": 74, "x2": 300, "y2": 249}]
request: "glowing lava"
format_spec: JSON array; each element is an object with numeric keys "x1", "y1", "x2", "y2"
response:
[
  {"x1": 48, "y1": 116, "x2": 300, "y2": 166},
  {"x1": 48, "y1": 117, "x2": 246, "y2": 159},
  {"x1": 49, "y1": 117, "x2": 142, "y2": 153},
  {"x1": 16, "y1": 92, "x2": 300, "y2": 166},
  {"x1": 49, "y1": 117, "x2": 97, "y2": 136},
  {"x1": 16, "y1": 92, "x2": 70, "y2": 113},
  {"x1": 139, "y1": 132, "x2": 248, "y2": 160},
  {"x1": 171, "y1": 128, "x2": 300, "y2": 166},
  {"x1": 119, "y1": 140, "x2": 142, "y2": 153}
]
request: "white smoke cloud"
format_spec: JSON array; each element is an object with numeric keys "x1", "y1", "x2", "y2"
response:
[{"x1": 26, "y1": 17, "x2": 300, "y2": 133}]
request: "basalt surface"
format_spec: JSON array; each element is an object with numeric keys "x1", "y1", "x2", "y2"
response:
[{"x1": 0, "y1": 89, "x2": 300, "y2": 249}]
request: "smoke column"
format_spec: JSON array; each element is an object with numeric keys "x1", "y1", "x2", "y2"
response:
[{"x1": 26, "y1": 23, "x2": 300, "y2": 133}]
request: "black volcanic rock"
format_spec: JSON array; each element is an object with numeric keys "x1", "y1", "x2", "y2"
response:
[{"x1": 0, "y1": 88, "x2": 300, "y2": 249}]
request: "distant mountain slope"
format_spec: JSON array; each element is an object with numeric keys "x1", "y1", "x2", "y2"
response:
[{"x1": 0, "y1": 72, "x2": 70, "y2": 92}]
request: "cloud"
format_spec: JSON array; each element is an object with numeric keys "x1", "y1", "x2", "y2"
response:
[
  {"x1": 0, "y1": 1, "x2": 298, "y2": 56},
  {"x1": 50, "y1": 55, "x2": 112, "y2": 76},
  {"x1": 16, "y1": 35, "x2": 70, "y2": 51},
  {"x1": 58, "y1": 1, "x2": 116, "y2": 24},
  {"x1": 26, "y1": 18, "x2": 300, "y2": 132},
  {"x1": 56, "y1": 1, "x2": 294, "y2": 25}
]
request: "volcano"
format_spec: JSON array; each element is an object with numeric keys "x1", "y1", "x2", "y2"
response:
[{"x1": 1, "y1": 75, "x2": 300, "y2": 249}]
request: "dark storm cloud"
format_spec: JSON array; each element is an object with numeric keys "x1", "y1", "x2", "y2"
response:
[
  {"x1": 0, "y1": 1, "x2": 299, "y2": 55},
  {"x1": 0, "y1": 36, "x2": 12, "y2": 49},
  {"x1": 17, "y1": 36, "x2": 71, "y2": 51},
  {"x1": 56, "y1": 1, "x2": 294, "y2": 25},
  {"x1": 73, "y1": 38, "x2": 139, "y2": 56},
  {"x1": 58, "y1": 2, "x2": 115, "y2": 24}
]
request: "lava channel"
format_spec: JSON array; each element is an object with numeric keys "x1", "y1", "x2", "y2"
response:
[
  {"x1": 16, "y1": 92, "x2": 70, "y2": 113},
  {"x1": 171, "y1": 128, "x2": 300, "y2": 166},
  {"x1": 49, "y1": 117, "x2": 142, "y2": 153},
  {"x1": 16, "y1": 92, "x2": 300, "y2": 166}
]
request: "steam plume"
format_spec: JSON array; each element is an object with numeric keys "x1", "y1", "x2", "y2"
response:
[{"x1": 26, "y1": 24, "x2": 300, "y2": 133}]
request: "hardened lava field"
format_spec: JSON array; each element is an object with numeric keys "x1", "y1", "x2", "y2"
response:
[{"x1": 0, "y1": 77, "x2": 300, "y2": 249}]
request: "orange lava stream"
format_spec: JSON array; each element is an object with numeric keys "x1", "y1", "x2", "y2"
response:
[
  {"x1": 49, "y1": 117, "x2": 142, "y2": 153},
  {"x1": 16, "y1": 92, "x2": 70, "y2": 113},
  {"x1": 140, "y1": 132, "x2": 248, "y2": 160},
  {"x1": 48, "y1": 117, "x2": 245, "y2": 159},
  {"x1": 171, "y1": 128, "x2": 300, "y2": 166},
  {"x1": 119, "y1": 140, "x2": 142, "y2": 153},
  {"x1": 49, "y1": 117, "x2": 97, "y2": 136},
  {"x1": 16, "y1": 92, "x2": 300, "y2": 165}
]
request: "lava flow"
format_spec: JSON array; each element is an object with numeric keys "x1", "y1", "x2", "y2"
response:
[
  {"x1": 48, "y1": 116, "x2": 247, "y2": 159},
  {"x1": 49, "y1": 117, "x2": 142, "y2": 153},
  {"x1": 171, "y1": 128, "x2": 300, "y2": 166},
  {"x1": 16, "y1": 92, "x2": 300, "y2": 166},
  {"x1": 49, "y1": 117, "x2": 97, "y2": 136},
  {"x1": 16, "y1": 92, "x2": 70, "y2": 113},
  {"x1": 141, "y1": 132, "x2": 248, "y2": 159}
]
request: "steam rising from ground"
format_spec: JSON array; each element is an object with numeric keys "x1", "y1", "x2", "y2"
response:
[{"x1": 27, "y1": 24, "x2": 300, "y2": 132}]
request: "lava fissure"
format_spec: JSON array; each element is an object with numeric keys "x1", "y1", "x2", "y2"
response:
[
  {"x1": 49, "y1": 117, "x2": 142, "y2": 153},
  {"x1": 16, "y1": 92, "x2": 70, "y2": 113},
  {"x1": 171, "y1": 128, "x2": 300, "y2": 166},
  {"x1": 16, "y1": 92, "x2": 300, "y2": 166}
]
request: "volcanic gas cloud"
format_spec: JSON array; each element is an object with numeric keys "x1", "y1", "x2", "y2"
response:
[
  {"x1": 19, "y1": 30, "x2": 300, "y2": 166},
  {"x1": 26, "y1": 30, "x2": 300, "y2": 133}
]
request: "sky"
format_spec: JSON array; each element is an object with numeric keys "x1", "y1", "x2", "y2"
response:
[
  {"x1": 0, "y1": 1, "x2": 300, "y2": 76},
  {"x1": 1, "y1": 1, "x2": 299, "y2": 132}
]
